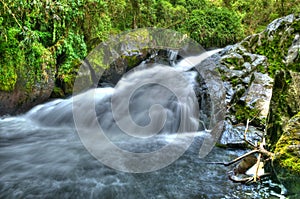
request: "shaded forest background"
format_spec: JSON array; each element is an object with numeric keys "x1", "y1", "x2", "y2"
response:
[{"x1": 0, "y1": 0, "x2": 299, "y2": 93}]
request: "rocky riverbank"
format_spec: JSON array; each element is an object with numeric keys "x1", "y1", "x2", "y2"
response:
[{"x1": 213, "y1": 13, "x2": 300, "y2": 196}]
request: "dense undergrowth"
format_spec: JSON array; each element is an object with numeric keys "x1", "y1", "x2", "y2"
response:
[{"x1": 0, "y1": 0, "x2": 299, "y2": 94}]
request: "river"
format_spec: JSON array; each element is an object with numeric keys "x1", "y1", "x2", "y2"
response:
[{"x1": 0, "y1": 49, "x2": 283, "y2": 198}]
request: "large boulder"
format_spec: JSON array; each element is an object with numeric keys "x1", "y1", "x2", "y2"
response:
[
  {"x1": 216, "y1": 13, "x2": 300, "y2": 196},
  {"x1": 217, "y1": 17, "x2": 300, "y2": 190}
]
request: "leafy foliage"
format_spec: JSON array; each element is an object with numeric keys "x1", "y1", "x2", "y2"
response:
[
  {"x1": 0, "y1": 0, "x2": 110, "y2": 94},
  {"x1": 0, "y1": 0, "x2": 299, "y2": 95},
  {"x1": 211, "y1": 0, "x2": 300, "y2": 34},
  {"x1": 184, "y1": 7, "x2": 243, "y2": 48}
]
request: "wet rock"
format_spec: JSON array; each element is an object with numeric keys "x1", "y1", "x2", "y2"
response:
[
  {"x1": 99, "y1": 49, "x2": 150, "y2": 86},
  {"x1": 286, "y1": 33, "x2": 300, "y2": 65},
  {"x1": 0, "y1": 82, "x2": 55, "y2": 116},
  {"x1": 219, "y1": 121, "x2": 263, "y2": 147},
  {"x1": 234, "y1": 154, "x2": 257, "y2": 175}
]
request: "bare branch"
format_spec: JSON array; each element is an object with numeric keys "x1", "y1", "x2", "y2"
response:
[
  {"x1": 205, "y1": 149, "x2": 259, "y2": 166},
  {"x1": 244, "y1": 118, "x2": 256, "y2": 147},
  {"x1": 0, "y1": 0, "x2": 24, "y2": 31}
]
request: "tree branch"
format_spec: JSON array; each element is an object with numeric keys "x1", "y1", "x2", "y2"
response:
[
  {"x1": 205, "y1": 149, "x2": 260, "y2": 166},
  {"x1": 0, "y1": 0, "x2": 24, "y2": 31}
]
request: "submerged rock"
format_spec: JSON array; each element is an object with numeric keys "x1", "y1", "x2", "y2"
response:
[{"x1": 234, "y1": 154, "x2": 257, "y2": 175}]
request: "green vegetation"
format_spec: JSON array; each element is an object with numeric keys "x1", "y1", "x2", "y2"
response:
[
  {"x1": 0, "y1": 0, "x2": 299, "y2": 94},
  {"x1": 185, "y1": 7, "x2": 243, "y2": 48},
  {"x1": 0, "y1": 0, "x2": 107, "y2": 93},
  {"x1": 211, "y1": 0, "x2": 300, "y2": 35},
  {"x1": 253, "y1": 20, "x2": 300, "y2": 77}
]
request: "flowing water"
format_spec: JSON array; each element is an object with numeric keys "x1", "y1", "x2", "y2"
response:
[
  {"x1": 0, "y1": 50, "x2": 282, "y2": 198},
  {"x1": 0, "y1": 116, "x2": 279, "y2": 199}
]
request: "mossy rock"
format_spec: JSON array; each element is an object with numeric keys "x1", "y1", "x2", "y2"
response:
[
  {"x1": 241, "y1": 14, "x2": 300, "y2": 77},
  {"x1": 273, "y1": 112, "x2": 300, "y2": 195}
]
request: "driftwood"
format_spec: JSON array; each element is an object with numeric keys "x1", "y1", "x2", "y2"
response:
[
  {"x1": 228, "y1": 172, "x2": 271, "y2": 184},
  {"x1": 206, "y1": 117, "x2": 274, "y2": 184}
]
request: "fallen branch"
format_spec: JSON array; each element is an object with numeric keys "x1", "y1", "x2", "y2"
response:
[
  {"x1": 244, "y1": 119, "x2": 256, "y2": 148},
  {"x1": 228, "y1": 172, "x2": 271, "y2": 184},
  {"x1": 206, "y1": 113, "x2": 275, "y2": 184},
  {"x1": 253, "y1": 153, "x2": 261, "y2": 182},
  {"x1": 205, "y1": 149, "x2": 259, "y2": 166}
]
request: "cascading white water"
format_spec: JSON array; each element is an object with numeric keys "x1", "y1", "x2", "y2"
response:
[
  {"x1": 0, "y1": 50, "x2": 276, "y2": 198},
  {"x1": 25, "y1": 64, "x2": 199, "y2": 136}
]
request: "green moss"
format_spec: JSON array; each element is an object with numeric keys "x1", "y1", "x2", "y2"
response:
[
  {"x1": 234, "y1": 103, "x2": 262, "y2": 125},
  {"x1": 252, "y1": 19, "x2": 300, "y2": 77},
  {"x1": 0, "y1": 28, "x2": 22, "y2": 91},
  {"x1": 123, "y1": 54, "x2": 140, "y2": 68},
  {"x1": 272, "y1": 112, "x2": 300, "y2": 195},
  {"x1": 231, "y1": 77, "x2": 240, "y2": 86},
  {"x1": 256, "y1": 64, "x2": 267, "y2": 73},
  {"x1": 225, "y1": 57, "x2": 244, "y2": 70},
  {"x1": 275, "y1": 145, "x2": 300, "y2": 174},
  {"x1": 0, "y1": 66, "x2": 17, "y2": 91},
  {"x1": 25, "y1": 42, "x2": 55, "y2": 89},
  {"x1": 274, "y1": 112, "x2": 300, "y2": 174},
  {"x1": 215, "y1": 143, "x2": 229, "y2": 149},
  {"x1": 0, "y1": 26, "x2": 55, "y2": 92},
  {"x1": 51, "y1": 86, "x2": 65, "y2": 98}
]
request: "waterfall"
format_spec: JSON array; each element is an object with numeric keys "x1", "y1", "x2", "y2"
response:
[
  {"x1": 167, "y1": 49, "x2": 179, "y2": 66},
  {"x1": 0, "y1": 48, "x2": 279, "y2": 198}
]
